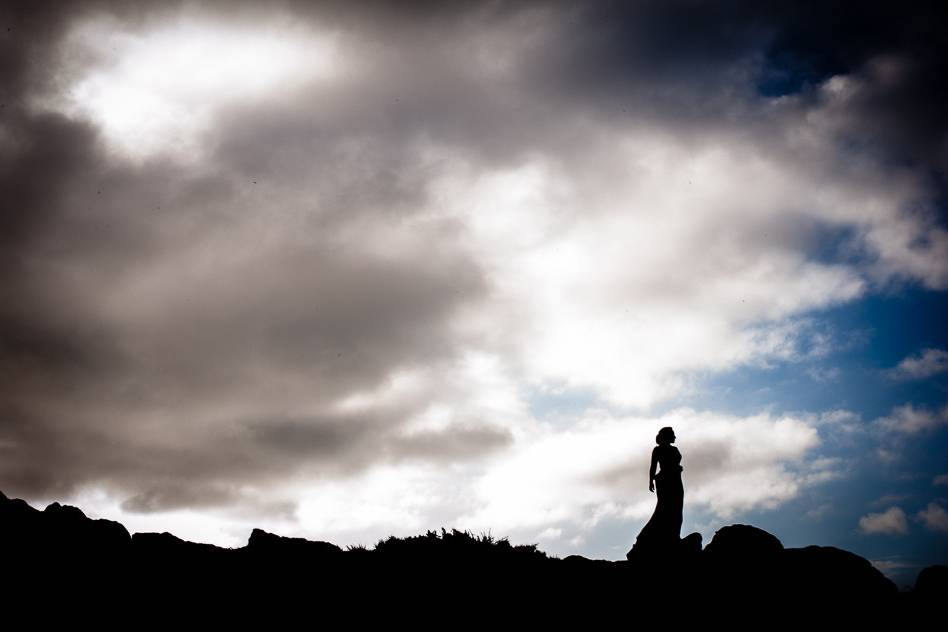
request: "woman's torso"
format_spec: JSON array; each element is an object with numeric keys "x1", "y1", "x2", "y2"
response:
[{"x1": 656, "y1": 445, "x2": 682, "y2": 477}]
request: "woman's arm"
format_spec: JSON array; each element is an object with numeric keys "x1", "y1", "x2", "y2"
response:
[{"x1": 649, "y1": 447, "x2": 658, "y2": 492}]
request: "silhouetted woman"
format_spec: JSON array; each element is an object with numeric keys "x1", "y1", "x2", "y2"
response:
[{"x1": 633, "y1": 426, "x2": 683, "y2": 552}]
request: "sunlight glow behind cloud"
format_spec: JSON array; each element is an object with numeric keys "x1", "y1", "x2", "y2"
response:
[{"x1": 56, "y1": 15, "x2": 339, "y2": 160}]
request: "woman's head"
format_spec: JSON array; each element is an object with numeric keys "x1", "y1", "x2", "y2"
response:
[{"x1": 656, "y1": 426, "x2": 676, "y2": 445}]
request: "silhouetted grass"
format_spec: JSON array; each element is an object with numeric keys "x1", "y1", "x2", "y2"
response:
[{"x1": 372, "y1": 527, "x2": 547, "y2": 563}]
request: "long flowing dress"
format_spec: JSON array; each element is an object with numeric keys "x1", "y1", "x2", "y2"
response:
[{"x1": 634, "y1": 445, "x2": 683, "y2": 551}]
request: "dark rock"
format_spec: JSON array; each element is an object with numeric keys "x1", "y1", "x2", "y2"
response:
[
  {"x1": 782, "y1": 546, "x2": 897, "y2": 597},
  {"x1": 132, "y1": 531, "x2": 228, "y2": 558},
  {"x1": 562, "y1": 554, "x2": 595, "y2": 564},
  {"x1": 44, "y1": 501, "x2": 87, "y2": 522},
  {"x1": 0, "y1": 489, "x2": 42, "y2": 532},
  {"x1": 625, "y1": 532, "x2": 702, "y2": 562},
  {"x1": 1, "y1": 496, "x2": 129, "y2": 564},
  {"x1": 704, "y1": 523, "x2": 783, "y2": 558},
  {"x1": 45, "y1": 501, "x2": 131, "y2": 550},
  {"x1": 0, "y1": 491, "x2": 44, "y2": 563},
  {"x1": 246, "y1": 528, "x2": 343, "y2": 559},
  {"x1": 0, "y1": 488, "x2": 918, "y2": 616},
  {"x1": 560, "y1": 554, "x2": 619, "y2": 571},
  {"x1": 680, "y1": 531, "x2": 703, "y2": 555},
  {"x1": 700, "y1": 524, "x2": 786, "y2": 598},
  {"x1": 914, "y1": 564, "x2": 948, "y2": 597}
]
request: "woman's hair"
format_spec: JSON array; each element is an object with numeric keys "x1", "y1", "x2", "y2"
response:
[{"x1": 656, "y1": 426, "x2": 675, "y2": 445}]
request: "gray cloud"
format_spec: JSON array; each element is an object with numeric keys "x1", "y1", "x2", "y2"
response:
[
  {"x1": 858, "y1": 506, "x2": 909, "y2": 535},
  {"x1": 888, "y1": 348, "x2": 948, "y2": 381},
  {"x1": 0, "y1": 2, "x2": 497, "y2": 509},
  {"x1": 916, "y1": 501, "x2": 948, "y2": 533},
  {"x1": 2, "y1": 0, "x2": 947, "y2": 534}
]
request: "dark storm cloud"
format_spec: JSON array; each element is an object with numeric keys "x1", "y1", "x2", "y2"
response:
[
  {"x1": 0, "y1": 0, "x2": 496, "y2": 508},
  {"x1": 0, "y1": 3, "x2": 130, "y2": 502},
  {"x1": 2, "y1": 0, "x2": 946, "y2": 517},
  {"x1": 750, "y1": 1, "x2": 948, "y2": 185},
  {"x1": 501, "y1": 0, "x2": 948, "y2": 181}
]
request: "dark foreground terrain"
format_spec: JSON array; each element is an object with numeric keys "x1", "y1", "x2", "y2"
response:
[{"x1": 2, "y1": 490, "x2": 944, "y2": 623}]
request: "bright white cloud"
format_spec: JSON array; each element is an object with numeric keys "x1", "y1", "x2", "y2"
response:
[
  {"x1": 53, "y1": 14, "x2": 340, "y2": 161},
  {"x1": 457, "y1": 408, "x2": 821, "y2": 536},
  {"x1": 916, "y1": 502, "x2": 948, "y2": 533},
  {"x1": 889, "y1": 348, "x2": 948, "y2": 380},
  {"x1": 859, "y1": 506, "x2": 909, "y2": 535},
  {"x1": 431, "y1": 133, "x2": 871, "y2": 408}
]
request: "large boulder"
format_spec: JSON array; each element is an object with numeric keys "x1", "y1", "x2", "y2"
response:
[
  {"x1": 680, "y1": 531, "x2": 703, "y2": 555},
  {"x1": 704, "y1": 524, "x2": 783, "y2": 559},
  {"x1": 245, "y1": 528, "x2": 343, "y2": 560},
  {"x1": 700, "y1": 524, "x2": 785, "y2": 596},
  {"x1": 914, "y1": 564, "x2": 948, "y2": 597},
  {"x1": 782, "y1": 546, "x2": 896, "y2": 597}
]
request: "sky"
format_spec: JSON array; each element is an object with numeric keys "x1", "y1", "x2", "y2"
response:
[{"x1": 2, "y1": 0, "x2": 947, "y2": 587}]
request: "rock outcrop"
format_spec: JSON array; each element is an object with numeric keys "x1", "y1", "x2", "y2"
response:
[
  {"x1": 0, "y1": 489, "x2": 941, "y2": 619},
  {"x1": 914, "y1": 564, "x2": 948, "y2": 596}
]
